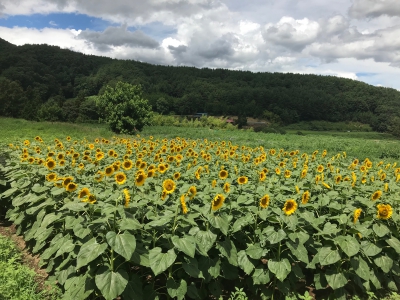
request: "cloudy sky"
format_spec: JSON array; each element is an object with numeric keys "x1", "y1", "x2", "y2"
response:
[{"x1": 1, "y1": 0, "x2": 400, "y2": 90}]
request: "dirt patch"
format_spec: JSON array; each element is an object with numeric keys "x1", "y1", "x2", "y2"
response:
[{"x1": 0, "y1": 219, "x2": 49, "y2": 292}]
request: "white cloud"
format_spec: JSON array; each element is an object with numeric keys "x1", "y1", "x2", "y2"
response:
[
  {"x1": 1, "y1": 0, "x2": 400, "y2": 89},
  {"x1": 349, "y1": 0, "x2": 400, "y2": 19}
]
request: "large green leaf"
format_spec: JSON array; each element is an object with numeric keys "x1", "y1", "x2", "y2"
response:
[
  {"x1": 149, "y1": 247, "x2": 177, "y2": 276},
  {"x1": 372, "y1": 223, "x2": 390, "y2": 237},
  {"x1": 73, "y1": 223, "x2": 91, "y2": 239},
  {"x1": 216, "y1": 238, "x2": 238, "y2": 266},
  {"x1": 288, "y1": 232, "x2": 310, "y2": 244},
  {"x1": 76, "y1": 238, "x2": 108, "y2": 269},
  {"x1": 268, "y1": 259, "x2": 291, "y2": 281},
  {"x1": 252, "y1": 267, "x2": 271, "y2": 285},
  {"x1": 183, "y1": 257, "x2": 204, "y2": 278},
  {"x1": 172, "y1": 235, "x2": 196, "y2": 258},
  {"x1": 361, "y1": 241, "x2": 382, "y2": 256},
  {"x1": 55, "y1": 239, "x2": 75, "y2": 258},
  {"x1": 192, "y1": 229, "x2": 217, "y2": 255},
  {"x1": 350, "y1": 257, "x2": 370, "y2": 281},
  {"x1": 386, "y1": 237, "x2": 400, "y2": 254},
  {"x1": 325, "y1": 270, "x2": 347, "y2": 290},
  {"x1": 166, "y1": 278, "x2": 187, "y2": 300},
  {"x1": 187, "y1": 282, "x2": 202, "y2": 300},
  {"x1": 318, "y1": 247, "x2": 341, "y2": 266},
  {"x1": 374, "y1": 255, "x2": 393, "y2": 273},
  {"x1": 246, "y1": 243, "x2": 268, "y2": 260},
  {"x1": 121, "y1": 274, "x2": 143, "y2": 300},
  {"x1": 232, "y1": 216, "x2": 252, "y2": 233},
  {"x1": 40, "y1": 213, "x2": 59, "y2": 228},
  {"x1": 263, "y1": 227, "x2": 286, "y2": 244},
  {"x1": 335, "y1": 236, "x2": 360, "y2": 257},
  {"x1": 286, "y1": 240, "x2": 309, "y2": 263},
  {"x1": 208, "y1": 214, "x2": 230, "y2": 235},
  {"x1": 237, "y1": 250, "x2": 255, "y2": 275},
  {"x1": 95, "y1": 267, "x2": 128, "y2": 300},
  {"x1": 119, "y1": 218, "x2": 142, "y2": 231},
  {"x1": 106, "y1": 231, "x2": 136, "y2": 261},
  {"x1": 64, "y1": 274, "x2": 95, "y2": 300}
]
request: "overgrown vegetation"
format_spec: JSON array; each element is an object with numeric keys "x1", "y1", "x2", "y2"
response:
[
  {"x1": 2, "y1": 38, "x2": 400, "y2": 136},
  {"x1": 0, "y1": 234, "x2": 61, "y2": 300}
]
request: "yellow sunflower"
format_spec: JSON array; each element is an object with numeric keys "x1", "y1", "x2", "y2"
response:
[
  {"x1": 212, "y1": 194, "x2": 225, "y2": 211},
  {"x1": 62, "y1": 176, "x2": 74, "y2": 187},
  {"x1": 322, "y1": 182, "x2": 331, "y2": 189},
  {"x1": 283, "y1": 199, "x2": 297, "y2": 215},
  {"x1": 87, "y1": 194, "x2": 96, "y2": 204},
  {"x1": 66, "y1": 182, "x2": 78, "y2": 192},
  {"x1": 284, "y1": 169, "x2": 291, "y2": 178},
  {"x1": 300, "y1": 169, "x2": 307, "y2": 179},
  {"x1": 161, "y1": 190, "x2": 168, "y2": 201},
  {"x1": 237, "y1": 176, "x2": 248, "y2": 185},
  {"x1": 212, "y1": 179, "x2": 217, "y2": 188},
  {"x1": 335, "y1": 175, "x2": 342, "y2": 184},
  {"x1": 371, "y1": 190, "x2": 382, "y2": 201},
  {"x1": 223, "y1": 182, "x2": 230, "y2": 193},
  {"x1": 158, "y1": 163, "x2": 167, "y2": 174},
  {"x1": 301, "y1": 191, "x2": 310, "y2": 204},
  {"x1": 45, "y1": 159, "x2": 56, "y2": 170},
  {"x1": 105, "y1": 165, "x2": 114, "y2": 176},
  {"x1": 95, "y1": 152, "x2": 104, "y2": 160},
  {"x1": 317, "y1": 165, "x2": 324, "y2": 173},
  {"x1": 188, "y1": 186, "x2": 197, "y2": 199},
  {"x1": 46, "y1": 173, "x2": 57, "y2": 182},
  {"x1": 180, "y1": 194, "x2": 188, "y2": 214},
  {"x1": 115, "y1": 172, "x2": 127, "y2": 185},
  {"x1": 260, "y1": 195, "x2": 270, "y2": 209},
  {"x1": 94, "y1": 171, "x2": 104, "y2": 182},
  {"x1": 123, "y1": 189, "x2": 131, "y2": 208},
  {"x1": 135, "y1": 173, "x2": 147, "y2": 186},
  {"x1": 78, "y1": 187, "x2": 90, "y2": 199},
  {"x1": 259, "y1": 172, "x2": 266, "y2": 181},
  {"x1": 173, "y1": 172, "x2": 181, "y2": 180},
  {"x1": 163, "y1": 179, "x2": 176, "y2": 194},
  {"x1": 353, "y1": 208, "x2": 362, "y2": 224},
  {"x1": 376, "y1": 204, "x2": 392, "y2": 220},
  {"x1": 219, "y1": 169, "x2": 228, "y2": 180},
  {"x1": 122, "y1": 159, "x2": 133, "y2": 170}
]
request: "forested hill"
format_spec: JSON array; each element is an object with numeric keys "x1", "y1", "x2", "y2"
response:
[{"x1": 1, "y1": 38, "x2": 400, "y2": 134}]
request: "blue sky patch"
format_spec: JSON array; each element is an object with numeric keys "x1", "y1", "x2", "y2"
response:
[
  {"x1": 356, "y1": 72, "x2": 378, "y2": 77},
  {"x1": 0, "y1": 13, "x2": 114, "y2": 31}
]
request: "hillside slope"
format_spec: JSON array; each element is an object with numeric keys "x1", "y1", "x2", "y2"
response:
[{"x1": 1, "y1": 38, "x2": 400, "y2": 134}]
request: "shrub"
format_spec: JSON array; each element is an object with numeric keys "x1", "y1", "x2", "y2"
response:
[{"x1": 96, "y1": 82, "x2": 152, "y2": 133}]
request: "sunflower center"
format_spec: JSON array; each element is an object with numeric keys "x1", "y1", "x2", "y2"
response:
[{"x1": 380, "y1": 209, "x2": 388, "y2": 216}]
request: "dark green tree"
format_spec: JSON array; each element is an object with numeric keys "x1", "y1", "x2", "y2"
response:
[{"x1": 96, "y1": 82, "x2": 152, "y2": 133}]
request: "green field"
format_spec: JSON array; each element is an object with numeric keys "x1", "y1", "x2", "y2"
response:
[
  {"x1": 1, "y1": 117, "x2": 400, "y2": 300},
  {"x1": 1, "y1": 117, "x2": 399, "y2": 162}
]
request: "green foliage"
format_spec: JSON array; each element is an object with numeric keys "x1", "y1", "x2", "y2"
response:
[
  {"x1": 0, "y1": 235, "x2": 61, "y2": 300},
  {"x1": 96, "y1": 82, "x2": 152, "y2": 133},
  {"x1": 2, "y1": 39, "x2": 400, "y2": 134},
  {"x1": 1, "y1": 133, "x2": 400, "y2": 300},
  {"x1": 151, "y1": 114, "x2": 238, "y2": 130},
  {"x1": 37, "y1": 99, "x2": 63, "y2": 122}
]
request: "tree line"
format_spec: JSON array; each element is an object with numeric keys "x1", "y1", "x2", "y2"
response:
[{"x1": 1, "y1": 38, "x2": 400, "y2": 135}]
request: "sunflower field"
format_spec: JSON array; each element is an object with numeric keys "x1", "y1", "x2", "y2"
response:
[{"x1": 0, "y1": 135, "x2": 399, "y2": 300}]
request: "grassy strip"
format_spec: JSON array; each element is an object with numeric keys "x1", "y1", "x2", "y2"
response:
[
  {"x1": 0, "y1": 234, "x2": 61, "y2": 300},
  {"x1": 1, "y1": 117, "x2": 400, "y2": 162}
]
